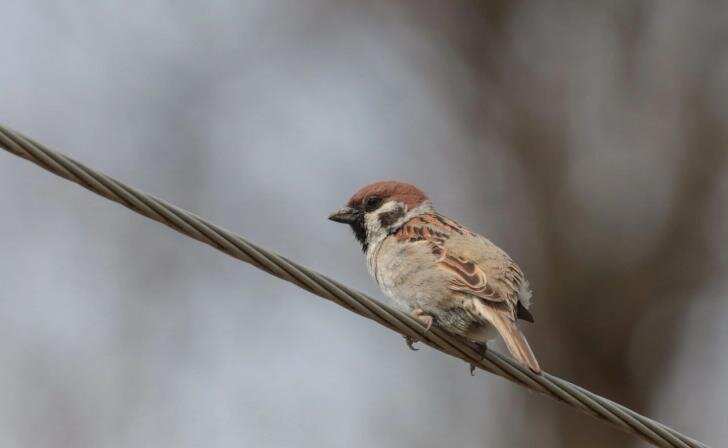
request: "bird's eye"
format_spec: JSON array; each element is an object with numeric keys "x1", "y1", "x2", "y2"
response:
[{"x1": 363, "y1": 196, "x2": 382, "y2": 212}]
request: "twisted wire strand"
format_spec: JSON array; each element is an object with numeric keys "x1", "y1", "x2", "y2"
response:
[{"x1": 0, "y1": 124, "x2": 708, "y2": 448}]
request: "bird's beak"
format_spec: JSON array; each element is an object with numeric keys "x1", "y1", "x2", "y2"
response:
[{"x1": 328, "y1": 206, "x2": 359, "y2": 224}]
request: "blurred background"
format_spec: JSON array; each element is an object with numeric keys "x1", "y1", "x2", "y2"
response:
[{"x1": 1, "y1": 1, "x2": 726, "y2": 447}]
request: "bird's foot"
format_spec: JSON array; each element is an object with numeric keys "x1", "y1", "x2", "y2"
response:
[
  {"x1": 403, "y1": 309, "x2": 434, "y2": 352},
  {"x1": 404, "y1": 335, "x2": 420, "y2": 351},
  {"x1": 411, "y1": 308, "x2": 434, "y2": 331},
  {"x1": 469, "y1": 343, "x2": 488, "y2": 376}
]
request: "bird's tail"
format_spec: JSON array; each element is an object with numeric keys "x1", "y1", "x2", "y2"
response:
[{"x1": 475, "y1": 302, "x2": 541, "y2": 373}]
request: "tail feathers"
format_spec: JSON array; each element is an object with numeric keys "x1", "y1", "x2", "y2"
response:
[
  {"x1": 475, "y1": 303, "x2": 541, "y2": 373},
  {"x1": 501, "y1": 321, "x2": 541, "y2": 374}
]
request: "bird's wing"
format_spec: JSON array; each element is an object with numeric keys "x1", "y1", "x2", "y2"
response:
[
  {"x1": 394, "y1": 213, "x2": 540, "y2": 372},
  {"x1": 394, "y1": 213, "x2": 532, "y2": 320}
]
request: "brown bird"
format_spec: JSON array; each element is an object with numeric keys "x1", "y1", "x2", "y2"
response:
[{"x1": 329, "y1": 181, "x2": 540, "y2": 373}]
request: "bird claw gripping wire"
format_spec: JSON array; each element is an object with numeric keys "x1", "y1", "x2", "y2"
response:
[{"x1": 404, "y1": 335, "x2": 420, "y2": 351}]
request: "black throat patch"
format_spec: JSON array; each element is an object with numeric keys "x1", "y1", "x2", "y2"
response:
[{"x1": 348, "y1": 215, "x2": 368, "y2": 252}]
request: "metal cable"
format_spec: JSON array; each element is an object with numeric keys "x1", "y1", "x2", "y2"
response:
[{"x1": 0, "y1": 124, "x2": 709, "y2": 448}]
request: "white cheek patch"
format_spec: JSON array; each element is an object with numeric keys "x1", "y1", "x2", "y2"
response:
[
  {"x1": 364, "y1": 201, "x2": 402, "y2": 240},
  {"x1": 364, "y1": 200, "x2": 435, "y2": 249}
]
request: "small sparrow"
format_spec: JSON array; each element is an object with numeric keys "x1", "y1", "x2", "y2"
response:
[{"x1": 329, "y1": 181, "x2": 540, "y2": 373}]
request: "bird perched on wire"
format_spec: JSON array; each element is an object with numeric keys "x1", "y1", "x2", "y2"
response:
[{"x1": 329, "y1": 181, "x2": 540, "y2": 373}]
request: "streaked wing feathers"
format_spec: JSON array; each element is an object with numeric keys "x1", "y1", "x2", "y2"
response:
[
  {"x1": 439, "y1": 252, "x2": 505, "y2": 302},
  {"x1": 394, "y1": 213, "x2": 524, "y2": 307}
]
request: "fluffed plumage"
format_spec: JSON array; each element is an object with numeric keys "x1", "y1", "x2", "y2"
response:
[{"x1": 329, "y1": 181, "x2": 540, "y2": 373}]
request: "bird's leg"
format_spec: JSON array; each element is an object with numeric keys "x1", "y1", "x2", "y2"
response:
[
  {"x1": 411, "y1": 308, "x2": 434, "y2": 331},
  {"x1": 470, "y1": 342, "x2": 488, "y2": 376},
  {"x1": 402, "y1": 309, "x2": 435, "y2": 351}
]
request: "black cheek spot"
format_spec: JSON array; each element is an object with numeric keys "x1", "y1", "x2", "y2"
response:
[{"x1": 378, "y1": 207, "x2": 405, "y2": 228}]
